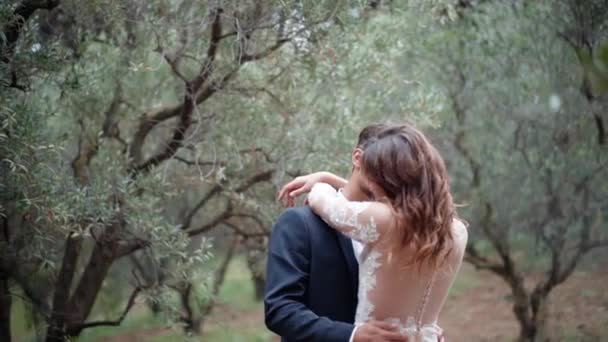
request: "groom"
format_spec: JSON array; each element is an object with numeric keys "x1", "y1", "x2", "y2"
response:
[{"x1": 264, "y1": 125, "x2": 407, "y2": 342}]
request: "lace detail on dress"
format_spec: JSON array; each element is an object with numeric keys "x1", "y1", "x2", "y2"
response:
[
  {"x1": 326, "y1": 201, "x2": 380, "y2": 243},
  {"x1": 307, "y1": 183, "x2": 380, "y2": 243},
  {"x1": 355, "y1": 248, "x2": 382, "y2": 323},
  {"x1": 384, "y1": 317, "x2": 443, "y2": 342}
]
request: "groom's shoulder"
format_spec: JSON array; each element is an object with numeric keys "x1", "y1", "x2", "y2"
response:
[
  {"x1": 274, "y1": 206, "x2": 325, "y2": 235},
  {"x1": 277, "y1": 206, "x2": 318, "y2": 224},
  {"x1": 272, "y1": 207, "x2": 332, "y2": 244}
]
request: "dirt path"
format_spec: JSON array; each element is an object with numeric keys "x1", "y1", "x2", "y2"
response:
[{"x1": 437, "y1": 264, "x2": 608, "y2": 341}]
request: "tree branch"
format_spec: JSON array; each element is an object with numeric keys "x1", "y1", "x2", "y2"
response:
[
  {"x1": 174, "y1": 156, "x2": 226, "y2": 167},
  {"x1": 72, "y1": 86, "x2": 126, "y2": 185},
  {"x1": 228, "y1": 213, "x2": 266, "y2": 231},
  {"x1": 183, "y1": 169, "x2": 274, "y2": 232},
  {"x1": 100, "y1": 82, "x2": 128, "y2": 149},
  {"x1": 239, "y1": 147, "x2": 274, "y2": 163},
  {"x1": 223, "y1": 219, "x2": 268, "y2": 238},
  {"x1": 186, "y1": 202, "x2": 233, "y2": 237},
  {"x1": 70, "y1": 286, "x2": 141, "y2": 334},
  {"x1": 153, "y1": 21, "x2": 191, "y2": 83},
  {"x1": 190, "y1": 8, "x2": 223, "y2": 92},
  {"x1": 129, "y1": 81, "x2": 196, "y2": 177},
  {"x1": 128, "y1": 9, "x2": 223, "y2": 173},
  {"x1": 582, "y1": 239, "x2": 608, "y2": 251},
  {"x1": 464, "y1": 244, "x2": 506, "y2": 276},
  {"x1": 71, "y1": 119, "x2": 99, "y2": 186},
  {"x1": 128, "y1": 66, "x2": 238, "y2": 178},
  {"x1": 1, "y1": 0, "x2": 61, "y2": 89},
  {"x1": 234, "y1": 169, "x2": 275, "y2": 192},
  {"x1": 594, "y1": 114, "x2": 605, "y2": 145},
  {"x1": 126, "y1": 7, "x2": 295, "y2": 175},
  {"x1": 182, "y1": 185, "x2": 222, "y2": 231},
  {"x1": 240, "y1": 38, "x2": 290, "y2": 63},
  {"x1": 113, "y1": 238, "x2": 150, "y2": 259}
]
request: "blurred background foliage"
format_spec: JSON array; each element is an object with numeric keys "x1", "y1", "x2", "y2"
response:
[{"x1": 1, "y1": 0, "x2": 607, "y2": 341}]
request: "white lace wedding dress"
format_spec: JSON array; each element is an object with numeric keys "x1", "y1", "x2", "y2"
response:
[{"x1": 308, "y1": 183, "x2": 467, "y2": 342}]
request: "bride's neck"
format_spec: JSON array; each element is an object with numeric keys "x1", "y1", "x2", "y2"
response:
[{"x1": 342, "y1": 182, "x2": 365, "y2": 201}]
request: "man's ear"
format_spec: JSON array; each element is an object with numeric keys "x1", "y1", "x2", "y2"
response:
[{"x1": 352, "y1": 148, "x2": 364, "y2": 170}]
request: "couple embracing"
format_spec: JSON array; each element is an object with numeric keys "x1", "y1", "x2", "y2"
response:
[{"x1": 264, "y1": 123, "x2": 468, "y2": 342}]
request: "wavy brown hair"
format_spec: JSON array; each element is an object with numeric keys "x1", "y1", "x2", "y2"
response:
[{"x1": 360, "y1": 123, "x2": 456, "y2": 269}]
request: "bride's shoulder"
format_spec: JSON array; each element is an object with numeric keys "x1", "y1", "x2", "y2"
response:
[{"x1": 450, "y1": 218, "x2": 469, "y2": 252}]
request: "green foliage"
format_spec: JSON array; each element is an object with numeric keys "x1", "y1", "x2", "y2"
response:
[{"x1": 2, "y1": 0, "x2": 607, "y2": 340}]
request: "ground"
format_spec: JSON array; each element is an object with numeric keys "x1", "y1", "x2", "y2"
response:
[
  {"x1": 440, "y1": 264, "x2": 608, "y2": 341},
  {"x1": 11, "y1": 257, "x2": 608, "y2": 341}
]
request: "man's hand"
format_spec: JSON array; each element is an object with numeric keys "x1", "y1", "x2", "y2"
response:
[{"x1": 353, "y1": 321, "x2": 408, "y2": 342}]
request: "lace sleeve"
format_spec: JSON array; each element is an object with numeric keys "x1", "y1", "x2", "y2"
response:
[{"x1": 307, "y1": 183, "x2": 388, "y2": 243}]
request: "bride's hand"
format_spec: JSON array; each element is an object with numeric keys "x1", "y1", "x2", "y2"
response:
[{"x1": 277, "y1": 172, "x2": 330, "y2": 207}]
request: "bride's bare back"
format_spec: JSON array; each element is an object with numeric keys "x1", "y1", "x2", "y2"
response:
[{"x1": 308, "y1": 183, "x2": 468, "y2": 341}]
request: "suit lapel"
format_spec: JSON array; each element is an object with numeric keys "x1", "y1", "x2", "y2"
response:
[{"x1": 336, "y1": 233, "x2": 359, "y2": 290}]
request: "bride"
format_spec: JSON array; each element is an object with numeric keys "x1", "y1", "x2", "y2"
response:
[{"x1": 278, "y1": 124, "x2": 468, "y2": 341}]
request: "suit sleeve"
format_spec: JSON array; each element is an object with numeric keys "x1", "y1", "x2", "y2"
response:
[{"x1": 264, "y1": 208, "x2": 355, "y2": 341}]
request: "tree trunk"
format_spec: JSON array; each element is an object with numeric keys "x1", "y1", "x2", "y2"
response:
[
  {"x1": 518, "y1": 324, "x2": 537, "y2": 342},
  {"x1": 0, "y1": 274, "x2": 12, "y2": 342},
  {"x1": 529, "y1": 295, "x2": 550, "y2": 342},
  {"x1": 198, "y1": 238, "x2": 238, "y2": 334},
  {"x1": 503, "y1": 272, "x2": 536, "y2": 342},
  {"x1": 245, "y1": 242, "x2": 265, "y2": 301},
  {"x1": 183, "y1": 317, "x2": 202, "y2": 335},
  {"x1": 178, "y1": 283, "x2": 202, "y2": 335},
  {"x1": 252, "y1": 274, "x2": 265, "y2": 301},
  {"x1": 533, "y1": 301, "x2": 549, "y2": 342},
  {"x1": 46, "y1": 217, "x2": 146, "y2": 340},
  {"x1": 64, "y1": 241, "x2": 116, "y2": 336},
  {"x1": 45, "y1": 233, "x2": 83, "y2": 342},
  {"x1": 129, "y1": 255, "x2": 162, "y2": 316},
  {"x1": 515, "y1": 301, "x2": 549, "y2": 342}
]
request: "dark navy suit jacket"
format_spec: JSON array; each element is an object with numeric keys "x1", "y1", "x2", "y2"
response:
[{"x1": 264, "y1": 207, "x2": 359, "y2": 341}]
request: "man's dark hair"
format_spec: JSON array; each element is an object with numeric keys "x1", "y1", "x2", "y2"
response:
[{"x1": 357, "y1": 123, "x2": 388, "y2": 147}]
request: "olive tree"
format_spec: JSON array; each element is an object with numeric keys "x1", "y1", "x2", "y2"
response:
[
  {"x1": 0, "y1": 0, "x2": 368, "y2": 340},
  {"x1": 419, "y1": 1, "x2": 608, "y2": 340}
]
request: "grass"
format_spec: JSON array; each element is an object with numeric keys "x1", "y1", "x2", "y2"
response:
[
  {"x1": 11, "y1": 289, "x2": 30, "y2": 338},
  {"x1": 202, "y1": 255, "x2": 269, "y2": 341},
  {"x1": 76, "y1": 311, "x2": 164, "y2": 342},
  {"x1": 203, "y1": 327, "x2": 272, "y2": 342},
  {"x1": 9, "y1": 256, "x2": 269, "y2": 342},
  {"x1": 12, "y1": 301, "x2": 166, "y2": 342},
  {"x1": 216, "y1": 256, "x2": 261, "y2": 311}
]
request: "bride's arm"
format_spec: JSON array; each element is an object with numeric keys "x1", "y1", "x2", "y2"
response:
[
  {"x1": 318, "y1": 172, "x2": 348, "y2": 189},
  {"x1": 307, "y1": 182, "x2": 391, "y2": 244},
  {"x1": 278, "y1": 172, "x2": 347, "y2": 207}
]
